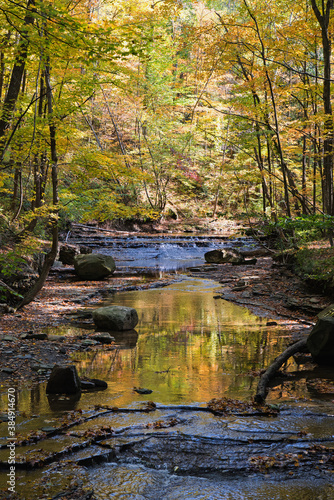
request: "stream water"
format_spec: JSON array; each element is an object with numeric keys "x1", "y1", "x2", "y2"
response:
[{"x1": 1, "y1": 234, "x2": 334, "y2": 499}]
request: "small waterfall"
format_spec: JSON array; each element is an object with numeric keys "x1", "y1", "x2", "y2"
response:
[{"x1": 80, "y1": 234, "x2": 262, "y2": 272}]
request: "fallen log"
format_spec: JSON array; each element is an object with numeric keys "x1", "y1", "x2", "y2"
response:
[{"x1": 254, "y1": 338, "x2": 309, "y2": 404}]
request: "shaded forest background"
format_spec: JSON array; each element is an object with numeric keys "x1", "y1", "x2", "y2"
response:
[{"x1": 1, "y1": 0, "x2": 334, "y2": 297}]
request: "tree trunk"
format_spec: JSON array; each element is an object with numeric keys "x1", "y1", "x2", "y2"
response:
[
  {"x1": 0, "y1": 0, "x2": 35, "y2": 157},
  {"x1": 310, "y1": 0, "x2": 334, "y2": 216},
  {"x1": 17, "y1": 63, "x2": 58, "y2": 309},
  {"x1": 254, "y1": 338, "x2": 308, "y2": 404}
]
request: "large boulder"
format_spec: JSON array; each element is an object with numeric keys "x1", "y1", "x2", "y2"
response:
[
  {"x1": 59, "y1": 244, "x2": 92, "y2": 265},
  {"x1": 93, "y1": 305, "x2": 138, "y2": 331},
  {"x1": 46, "y1": 365, "x2": 81, "y2": 394},
  {"x1": 0, "y1": 262, "x2": 38, "y2": 304},
  {"x1": 204, "y1": 248, "x2": 244, "y2": 264},
  {"x1": 59, "y1": 244, "x2": 79, "y2": 265},
  {"x1": 307, "y1": 305, "x2": 334, "y2": 364},
  {"x1": 73, "y1": 253, "x2": 116, "y2": 280}
]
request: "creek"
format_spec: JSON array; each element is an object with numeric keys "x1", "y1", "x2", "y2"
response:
[{"x1": 1, "y1": 234, "x2": 334, "y2": 499}]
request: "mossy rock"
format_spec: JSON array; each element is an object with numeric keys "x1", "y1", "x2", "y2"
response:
[
  {"x1": 93, "y1": 305, "x2": 138, "y2": 331},
  {"x1": 73, "y1": 253, "x2": 116, "y2": 280}
]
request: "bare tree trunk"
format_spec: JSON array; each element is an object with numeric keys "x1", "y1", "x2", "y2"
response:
[
  {"x1": 0, "y1": 0, "x2": 35, "y2": 156},
  {"x1": 213, "y1": 111, "x2": 231, "y2": 217},
  {"x1": 254, "y1": 338, "x2": 308, "y2": 404},
  {"x1": 310, "y1": 0, "x2": 334, "y2": 218},
  {"x1": 17, "y1": 63, "x2": 58, "y2": 309}
]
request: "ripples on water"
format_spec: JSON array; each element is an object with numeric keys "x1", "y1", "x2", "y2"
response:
[{"x1": 1, "y1": 237, "x2": 334, "y2": 499}]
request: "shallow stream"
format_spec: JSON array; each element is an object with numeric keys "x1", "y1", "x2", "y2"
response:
[{"x1": 1, "y1": 234, "x2": 334, "y2": 499}]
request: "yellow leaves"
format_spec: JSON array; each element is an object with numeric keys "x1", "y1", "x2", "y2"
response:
[
  {"x1": 0, "y1": 171, "x2": 12, "y2": 190},
  {"x1": 78, "y1": 189, "x2": 160, "y2": 223}
]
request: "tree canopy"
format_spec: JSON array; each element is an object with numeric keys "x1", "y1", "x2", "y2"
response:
[{"x1": 1, "y1": 0, "x2": 334, "y2": 303}]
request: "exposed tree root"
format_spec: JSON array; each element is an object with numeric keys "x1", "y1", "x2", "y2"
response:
[{"x1": 254, "y1": 337, "x2": 309, "y2": 404}]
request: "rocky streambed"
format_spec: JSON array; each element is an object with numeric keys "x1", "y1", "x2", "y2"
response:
[{"x1": 1, "y1": 226, "x2": 334, "y2": 499}]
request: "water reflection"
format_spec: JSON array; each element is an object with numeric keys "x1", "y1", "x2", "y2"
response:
[
  {"x1": 1, "y1": 277, "x2": 334, "y2": 498},
  {"x1": 47, "y1": 392, "x2": 82, "y2": 412},
  {"x1": 69, "y1": 278, "x2": 287, "y2": 408},
  {"x1": 0, "y1": 278, "x2": 290, "y2": 417}
]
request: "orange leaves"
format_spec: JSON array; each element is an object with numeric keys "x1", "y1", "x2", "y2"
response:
[
  {"x1": 249, "y1": 444, "x2": 334, "y2": 473},
  {"x1": 207, "y1": 397, "x2": 280, "y2": 416},
  {"x1": 146, "y1": 417, "x2": 179, "y2": 429}
]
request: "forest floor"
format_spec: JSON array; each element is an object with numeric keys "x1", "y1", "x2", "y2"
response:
[{"x1": 0, "y1": 217, "x2": 333, "y2": 388}]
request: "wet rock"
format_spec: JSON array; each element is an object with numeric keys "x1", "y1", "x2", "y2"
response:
[
  {"x1": 31, "y1": 363, "x2": 55, "y2": 371},
  {"x1": 307, "y1": 305, "x2": 334, "y2": 364},
  {"x1": 90, "y1": 378, "x2": 108, "y2": 388},
  {"x1": 59, "y1": 244, "x2": 79, "y2": 265},
  {"x1": 80, "y1": 380, "x2": 96, "y2": 390},
  {"x1": 73, "y1": 253, "x2": 116, "y2": 280},
  {"x1": 252, "y1": 287, "x2": 267, "y2": 296},
  {"x1": 48, "y1": 334, "x2": 66, "y2": 342},
  {"x1": 20, "y1": 332, "x2": 48, "y2": 340},
  {"x1": 80, "y1": 378, "x2": 108, "y2": 390},
  {"x1": 2, "y1": 335, "x2": 15, "y2": 342},
  {"x1": 204, "y1": 248, "x2": 244, "y2": 264},
  {"x1": 81, "y1": 339, "x2": 99, "y2": 346},
  {"x1": 1, "y1": 367, "x2": 14, "y2": 374},
  {"x1": 46, "y1": 364, "x2": 81, "y2": 394},
  {"x1": 133, "y1": 386, "x2": 153, "y2": 394},
  {"x1": 91, "y1": 332, "x2": 115, "y2": 344},
  {"x1": 67, "y1": 309, "x2": 93, "y2": 320},
  {"x1": 41, "y1": 426, "x2": 58, "y2": 433},
  {"x1": 93, "y1": 305, "x2": 138, "y2": 331},
  {"x1": 285, "y1": 297, "x2": 325, "y2": 314}
]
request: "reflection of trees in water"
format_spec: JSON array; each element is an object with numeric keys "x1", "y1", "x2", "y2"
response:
[
  {"x1": 61, "y1": 282, "x2": 290, "y2": 404},
  {"x1": 12, "y1": 281, "x2": 293, "y2": 414}
]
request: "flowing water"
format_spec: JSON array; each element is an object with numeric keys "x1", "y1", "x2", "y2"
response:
[
  {"x1": 76, "y1": 233, "x2": 257, "y2": 272},
  {"x1": 1, "y1": 235, "x2": 334, "y2": 499}
]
